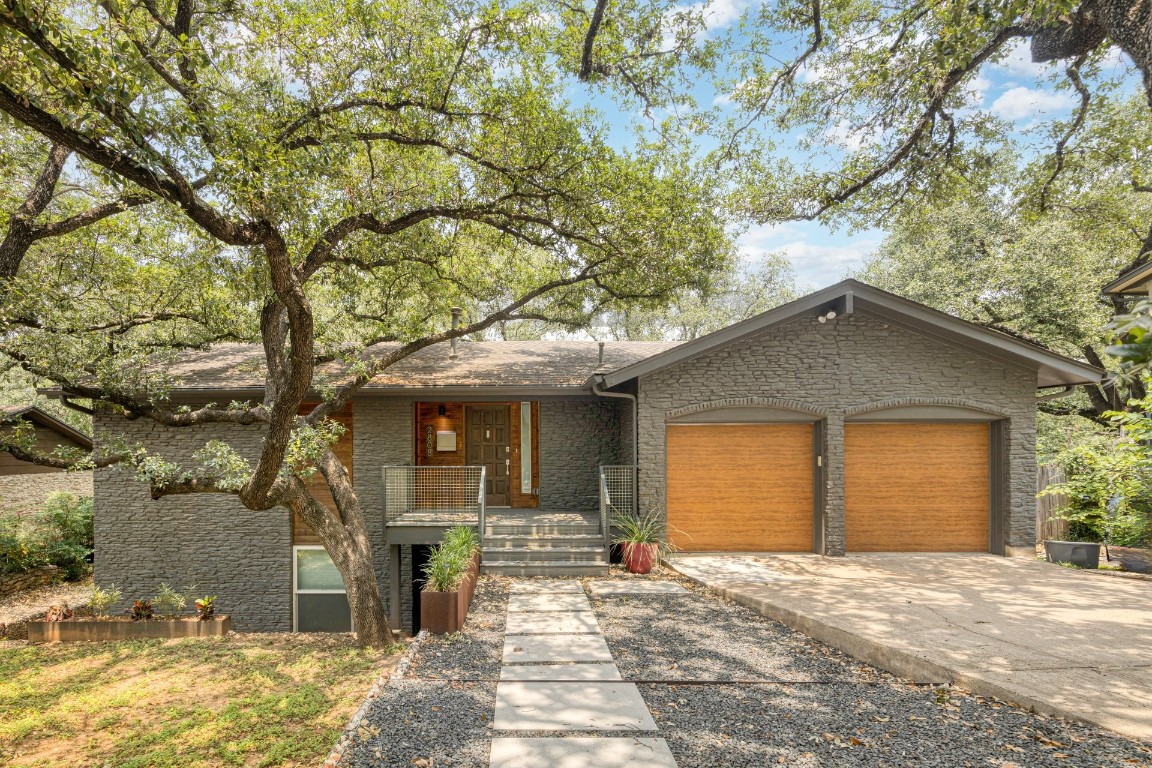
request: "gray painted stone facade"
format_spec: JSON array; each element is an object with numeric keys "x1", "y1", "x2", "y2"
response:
[
  {"x1": 93, "y1": 414, "x2": 292, "y2": 631},
  {"x1": 350, "y1": 397, "x2": 415, "y2": 631},
  {"x1": 539, "y1": 398, "x2": 627, "y2": 512},
  {"x1": 636, "y1": 310, "x2": 1037, "y2": 555},
  {"x1": 92, "y1": 395, "x2": 625, "y2": 633}
]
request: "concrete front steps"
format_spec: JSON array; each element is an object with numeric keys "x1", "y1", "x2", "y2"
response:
[{"x1": 481, "y1": 511, "x2": 609, "y2": 577}]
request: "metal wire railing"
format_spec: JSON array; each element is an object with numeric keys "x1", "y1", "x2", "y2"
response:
[
  {"x1": 599, "y1": 464, "x2": 637, "y2": 549},
  {"x1": 382, "y1": 466, "x2": 486, "y2": 526}
]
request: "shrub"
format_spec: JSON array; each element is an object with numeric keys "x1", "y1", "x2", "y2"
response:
[
  {"x1": 154, "y1": 583, "x2": 193, "y2": 616},
  {"x1": 0, "y1": 513, "x2": 49, "y2": 575},
  {"x1": 1043, "y1": 435, "x2": 1152, "y2": 547},
  {"x1": 194, "y1": 595, "x2": 217, "y2": 620},
  {"x1": 90, "y1": 584, "x2": 123, "y2": 617},
  {"x1": 130, "y1": 599, "x2": 154, "y2": 621},
  {"x1": 40, "y1": 493, "x2": 94, "y2": 580}
]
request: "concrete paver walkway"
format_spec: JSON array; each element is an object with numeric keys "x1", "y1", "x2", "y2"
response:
[
  {"x1": 490, "y1": 580, "x2": 679, "y2": 767},
  {"x1": 670, "y1": 553, "x2": 1152, "y2": 742}
]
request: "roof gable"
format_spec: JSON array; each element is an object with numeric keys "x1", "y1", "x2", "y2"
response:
[
  {"x1": 0, "y1": 405, "x2": 93, "y2": 449},
  {"x1": 598, "y1": 279, "x2": 1102, "y2": 389}
]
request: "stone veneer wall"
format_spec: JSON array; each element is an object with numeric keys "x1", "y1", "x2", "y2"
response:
[
  {"x1": 93, "y1": 413, "x2": 292, "y2": 630},
  {"x1": 0, "y1": 472, "x2": 93, "y2": 517},
  {"x1": 351, "y1": 397, "x2": 414, "y2": 630},
  {"x1": 0, "y1": 565, "x2": 59, "y2": 598},
  {"x1": 539, "y1": 398, "x2": 626, "y2": 512},
  {"x1": 636, "y1": 310, "x2": 1037, "y2": 555}
]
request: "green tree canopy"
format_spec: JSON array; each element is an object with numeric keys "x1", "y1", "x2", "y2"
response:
[{"x1": 0, "y1": 0, "x2": 733, "y2": 645}]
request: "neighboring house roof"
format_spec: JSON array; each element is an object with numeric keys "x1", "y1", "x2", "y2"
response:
[
  {"x1": 0, "y1": 405, "x2": 93, "y2": 449},
  {"x1": 598, "y1": 279, "x2": 1102, "y2": 390},
  {"x1": 161, "y1": 340, "x2": 680, "y2": 393},
  {"x1": 1103, "y1": 262, "x2": 1152, "y2": 296}
]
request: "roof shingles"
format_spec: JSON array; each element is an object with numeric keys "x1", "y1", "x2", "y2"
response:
[{"x1": 164, "y1": 341, "x2": 679, "y2": 391}]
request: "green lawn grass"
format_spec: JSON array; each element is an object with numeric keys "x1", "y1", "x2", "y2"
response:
[{"x1": 0, "y1": 633, "x2": 400, "y2": 767}]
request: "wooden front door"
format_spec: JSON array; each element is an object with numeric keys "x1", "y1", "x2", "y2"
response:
[{"x1": 466, "y1": 406, "x2": 510, "y2": 506}]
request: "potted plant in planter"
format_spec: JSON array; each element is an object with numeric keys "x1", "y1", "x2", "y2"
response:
[
  {"x1": 419, "y1": 526, "x2": 480, "y2": 634},
  {"x1": 28, "y1": 582, "x2": 232, "y2": 642},
  {"x1": 612, "y1": 510, "x2": 671, "y2": 575}
]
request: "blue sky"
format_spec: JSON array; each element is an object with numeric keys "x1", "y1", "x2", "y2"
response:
[{"x1": 579, "y1": 1, "x2": 1137, "y2": 291}]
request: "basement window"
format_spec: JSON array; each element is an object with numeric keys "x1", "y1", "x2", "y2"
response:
[{"x1": 293, "y1": 546, "x2": 352, "y2": 633}]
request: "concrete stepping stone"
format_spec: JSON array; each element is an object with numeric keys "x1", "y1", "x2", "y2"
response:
[
  {"x1": 504, "y1": 634, "x2": 613, "y2": 664},
  {"x1": 587, "y1": 581, "x2": 689, "y2": 596},
  {"x1": 507, "y1": 593, "x2": 591, "y2": 612},
  {"x1": 510, "y1": 581, "x2": 586, "y2": 595},
  {"x1": 493, "y1": 682, "x2": 658, "y2": 731},
  {"x1": 505, "y1": 611, "x2": 600, "y2": 634},
  {"x1": 490, "y1": 737, "x2": 677, "y2": 767},
  {"x1": 501, "y1": 663, "x2": 622, "y2": 681}
]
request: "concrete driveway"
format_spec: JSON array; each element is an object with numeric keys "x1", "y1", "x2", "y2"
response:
[{"x1": 669, "y1": 553, "x2": 1152, "y2": 742}]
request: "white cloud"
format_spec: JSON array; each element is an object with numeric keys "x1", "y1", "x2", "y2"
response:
[
  {"x1": 991, "y1": 40, "x2": 1056, "y2": 79},
  {"x1": 966, "y1": 74, "x2": 992, "y2": 102},
  {"x1": 990, "y1": 86, "x2": 1077, "y2": 120}
]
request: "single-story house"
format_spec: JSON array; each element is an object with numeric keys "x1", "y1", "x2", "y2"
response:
[
  {"x1": 89, "y1": 280, "x2": 1100, "y2": 633},
  {"x1": 0, "y1": 405, "x2": 93, "y2": 517}
]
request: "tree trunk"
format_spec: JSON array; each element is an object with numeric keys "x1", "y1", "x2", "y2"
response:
[
  {"x1": 342, "y1": 549, "x2": 394, "y2": 648},
  {"x1": 290, "y1": 477, "x2": 396, "y2": 648}
]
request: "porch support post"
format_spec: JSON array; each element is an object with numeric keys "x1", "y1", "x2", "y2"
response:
[{"x1": 388, "y1": 543, "x2": 402, "y2": 630}]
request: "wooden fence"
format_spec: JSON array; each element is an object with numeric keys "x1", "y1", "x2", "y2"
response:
[{"x1": 1036, "y1": 464, "x2": 1070, "y2": 544}]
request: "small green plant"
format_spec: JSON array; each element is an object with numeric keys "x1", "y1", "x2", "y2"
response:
[
  {"x1": 442, "y1": 525, "x2": 479, "y2": 559},
  {"x1": 130, "y1": 599, "x2": 154, "y2": 621},
  {"x1": 421, "y1": 526, "x2": 479, "y2": 593},
  {"x1": 153, "y1": 583, "x2": 192, "y2": 616},
  {"x1": 194, "y1": 595, "x2": 217, "y2": 620},
  {"x1": 89, "y1": 584, "x2": 123, "y2": 617}
]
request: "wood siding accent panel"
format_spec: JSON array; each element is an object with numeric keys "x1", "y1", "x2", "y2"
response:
[
  {"x1": 666, "y1": 423, "x2": 814, "y2": 552},
  {"x1": 844, "y1": 423, "x2": 989, "y2": 552},
  {"x1": 414, "y1": 403, "x2": 466, "y2": 467},
  {"x1": 292, "y1": 403, "x2": 354, "y2": 545}
]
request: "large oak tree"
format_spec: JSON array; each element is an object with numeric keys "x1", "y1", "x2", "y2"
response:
[{"x1": 0, "y1": 0, "x2": 731, "y2": 646}]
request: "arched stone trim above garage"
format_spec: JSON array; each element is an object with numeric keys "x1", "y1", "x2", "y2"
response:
[
  {"x1": 844, "y1": 397, "x2": 1010, "y2": 422},
  {"x1": 666, "y1": 397, "x2": 826, "y2": 424}
]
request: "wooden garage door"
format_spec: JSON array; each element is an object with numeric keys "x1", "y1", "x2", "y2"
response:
[
  {"x1": 845, "y1": 423, "x2": 989, "y2": 552},
  {"x1": 666, "y1": 423, "x2": 814, "y2": 552}
]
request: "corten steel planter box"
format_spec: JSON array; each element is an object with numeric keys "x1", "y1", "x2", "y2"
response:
[
  {"x1": 28, "y1": 616, "x2": 233, "y2": 643},
  {"x1": 421, "y1": 552, "x2": 481, "y2": 635},
  {"x1": 1044, "y1": 540, "x2": 1102, "y2": 569},
  {"x1": 420, "y1": 590, "x2": 460, "y2": 634}
]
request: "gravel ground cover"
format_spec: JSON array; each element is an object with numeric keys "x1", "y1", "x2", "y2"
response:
[
  {"x1": 591, "y1": 568, "x2": 1152, "y2": 767},
  {"x1": 342, "y1": 570, "x2": 1151, "y2": 768},
  {"x1": 341, "y1": 577, "x2": 509, "y2": 767}
]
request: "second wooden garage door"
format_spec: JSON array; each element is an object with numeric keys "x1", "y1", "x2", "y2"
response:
[
  {"x1": 845, "y1": 423, "x2": 989, "y2": 552},
  {"x1": 666, "y1": 423, "x2": 814, "y2": 552}
]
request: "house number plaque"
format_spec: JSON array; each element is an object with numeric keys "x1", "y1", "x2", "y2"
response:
[{"x1": 425, "y1": 425, "x2": 434, "y2": 457}]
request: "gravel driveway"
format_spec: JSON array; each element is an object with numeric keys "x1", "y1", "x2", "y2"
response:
[{"x1": 340, "y1": 571, "x2": 1152, "y2": 767}]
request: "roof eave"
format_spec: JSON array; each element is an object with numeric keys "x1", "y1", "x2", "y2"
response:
[
  {"x1": 600, "y1": 279, "x2": 1102, "y2": 389},
  {"x1": 1102, "y1": 262, "x2": 1152, "y2": 296}
]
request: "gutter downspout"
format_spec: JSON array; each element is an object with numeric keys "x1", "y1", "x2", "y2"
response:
[
  {"x1": 591, "y1": 374, "x2": 638, "y2": 467},
  {"x1": 592, "y1": 373, "x2": 639, "y2": 520}
]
